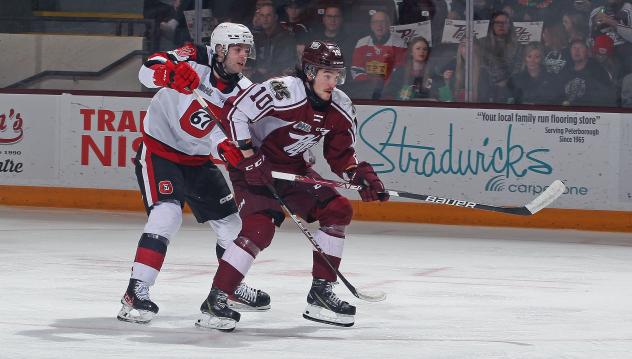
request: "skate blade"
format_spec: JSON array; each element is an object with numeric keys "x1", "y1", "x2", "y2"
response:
[
  {"x1": 117, "y1": 304, "x2": 155, "y2": 324},
  {"x1": 195, "y1": 312, "x2": 237, "y2": 332},
  {"x1": 303, "y1": 304, "x2": 354, "y2": 327},
  {"x1": 227, "y1": 299, "x2": 271, "y2": 312}
]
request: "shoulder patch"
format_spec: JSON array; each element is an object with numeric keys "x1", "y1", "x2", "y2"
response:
[
  {"x1": 168, "y1": 43, "x2": 197, "y2": 61},
  {"x1": 269, "y1": 80, "x2": 291, "y2": 100}
]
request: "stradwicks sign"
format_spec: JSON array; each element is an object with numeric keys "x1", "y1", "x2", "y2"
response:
[
  {"x1": 331, "y1": 105, "x2": 623, "y2": 211},
  {"x1": 0, "y1": 93, "x2": 630, "y2": 211}
]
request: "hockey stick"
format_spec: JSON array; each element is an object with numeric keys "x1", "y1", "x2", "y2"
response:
[
  {"x1": 192, "y1": 89, "x2": 386, "y2": 302},
  {"x1": 263, "y1": 185, "x2": 386, "y2": 302},
  {"x1": 271, "y1": 171, "x2": 566, "y2": 216}
]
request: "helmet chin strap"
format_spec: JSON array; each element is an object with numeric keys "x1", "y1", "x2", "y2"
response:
[
  {"x1": 304, "y1": 76, "x2": 329, "y2": 111},
  {"x1": 211, "y1": 54, "x2": 240, "y2": 84}
]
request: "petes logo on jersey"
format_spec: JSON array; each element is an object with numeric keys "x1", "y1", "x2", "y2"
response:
[
  {"x1": 158, "y1": 180, "x2": 174, "y2": 194},
  {"x1": 283, "y1": 133, "x2": 320, "y2": 156},
  {"x1": 269, "y1": 80, "x2": 290, "y2": 100}
]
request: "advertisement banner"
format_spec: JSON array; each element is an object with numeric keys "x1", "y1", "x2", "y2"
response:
[
  {"x1": 58, "y1": 94, "x2": 147, "y2": 190},
  {"x1": 1, "y1": 93, "x2": 630, "y2": 212},
  {"x1": 0, "y1": 94, "x2": 59, "y2": 186},
  {"x1": 391, "y1": 21, "x2": 432, "y2": 46},
  {"x1": 313, "y1": 105, "x2": 626, "y2": 211}
]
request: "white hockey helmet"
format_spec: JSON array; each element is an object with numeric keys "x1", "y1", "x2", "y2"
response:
[{"x1": 210, "y1": 22, "x2": 256, "y2": 59}]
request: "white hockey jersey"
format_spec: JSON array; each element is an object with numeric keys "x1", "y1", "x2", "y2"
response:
[{"x1": 138, "y1": 43, "x2": 254, "y2": 165}]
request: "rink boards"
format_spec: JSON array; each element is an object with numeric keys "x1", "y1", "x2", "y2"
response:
[{"x1": 0, "y1": 92, "x2": 630, "y2": 232}]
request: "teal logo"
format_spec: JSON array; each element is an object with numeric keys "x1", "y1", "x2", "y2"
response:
[{"x1": 485, "y1": 175, "x2": 506, "y2": 191}]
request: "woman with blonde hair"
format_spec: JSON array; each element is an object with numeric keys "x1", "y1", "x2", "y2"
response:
[
  {"x1": 510, "y1": 42, "x2": 561, "y2": 104},
  {"x1": 383, "y1": 36, "x2": 435, "y2": 100}
]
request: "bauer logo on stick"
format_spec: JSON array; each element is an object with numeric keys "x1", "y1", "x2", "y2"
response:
[{"x1": 424, "y1": 196, "x2": 477, "y2": 208}]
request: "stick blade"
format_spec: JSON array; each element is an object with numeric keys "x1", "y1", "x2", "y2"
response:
[
  {"x1": 524, "y1": 180, "x2": 565, "y2": 214},
  {"x1": 355, "y1": 289, "x2": 387, "y2": 302}
]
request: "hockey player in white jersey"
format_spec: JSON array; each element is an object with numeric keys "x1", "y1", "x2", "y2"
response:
[
  {"x1": 117, "y1": 23, "x2": 270, "y2": 325},
  {"x1": 198, "y1": 40, "x2": 389, "y2": 330}
]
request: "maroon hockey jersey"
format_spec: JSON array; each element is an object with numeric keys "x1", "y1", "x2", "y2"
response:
[{"x1": 224, "y1": 76, "x2": 359, "y2": 176}]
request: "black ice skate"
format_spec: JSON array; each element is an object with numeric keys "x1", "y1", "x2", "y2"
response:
[
  {"x1": 196, "y1": 287, "x2": 241, "y2": 332},
  {"x1": 227, "y1": 282, "x2": 271, "y2": 311},
  {"x1": 303, "y1": 278, "x2": 356, "y2": 327},
  {"x1": 117, "y1": 278, "x2": 159, "y2": 324}
]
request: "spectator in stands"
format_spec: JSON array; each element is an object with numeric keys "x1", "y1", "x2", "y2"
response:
[
  {"x1": 510, "y1": 0, "x2": 566, "y2": 23},
  {"x1": 592, "y1": 34, "x2": 624, "y2": 94},
  {"x1": 571, "y1": 0, "x2": 597, "y2": 15},
  {"x1": 510, "y1": 42, "x2": 561, "y2": 104},
  {"x1": 558, "y1": 38, "x2": 617, "y2": 106},
  {"x1": 350, "y1": 10, "x2": 407, "y2": 99},
  {"x1": 280, "y1": 0, "x2": 312, "y2": 62},
  {"x1": 280, "y1": 0, "x2": 310, "y2": 36},
  {"x1": 589, "y1": 0, "x2": 632, "y2": 74},
  {"x1": 398, "y1": 0, "x2": 449, "y2": 45},
  {"x1": 542, "y1": 21, "x2": 571, "y2": 75},
  {"x1": 452, "y1": 39, "x2": 469, "y2": 101},
  {"x1": 226, "y1": 0, "x2": 264, "y2": 27},
  {"x1": 448, "y1": 0, "x2": 466, "y2": 19},
  {"x1": 383, "y1": 36, "x2": 436, "y2": 100},
  {"x1": 249, "y1": 0, "x2": 274, "y2": 31},
  {"x1": 144, "y1": 0, "x2": 215, "y2": 49},
  {"x1": 562, "y1": 11, "x2": 588, "y2": 42},
  {"x1": 476, "y1": 11, "x2": 524, "y2": 103},
  {"x1": 249, "y1": 3, "x2": 297, "y2": 82},
  {"x1": 309, "y1": 4, "x2": 351, "y2": 48},
  {"x1": 305, "y1": 4, "x2": 356, "y2": 87},
  {"x1": 144, "y1": 0, "x2": 179, "y2": 49},
  {"x1": 473, "y1": 0, "x2": 496, "y2": 20}
]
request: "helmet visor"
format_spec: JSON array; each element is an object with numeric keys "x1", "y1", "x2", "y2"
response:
[
  {"x1": 320, "y1": 67, "x2": 346, "y2": 86},
  {"x1": 228, "y1": 43, "x2": 256, "y2": 60}
]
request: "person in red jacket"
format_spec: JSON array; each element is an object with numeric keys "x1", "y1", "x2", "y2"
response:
[{"x1": 350, "y1": 10, "x2": 407, "y2": 99}]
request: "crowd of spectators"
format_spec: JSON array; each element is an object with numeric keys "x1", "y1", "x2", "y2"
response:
[{"x1": 143, "y1": 0, "x2": 632, "y2": 107}]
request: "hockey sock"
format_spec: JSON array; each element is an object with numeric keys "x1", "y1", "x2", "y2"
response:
[
  {"x1": 212, "y1": 236, "x2": 260, "y2": 294},
  {"x1": 131, "y1": 233, "x2": 169, "y2": 285},
  {"x1": 312, "y1": 229, "x2": 344, "y2": 282}
]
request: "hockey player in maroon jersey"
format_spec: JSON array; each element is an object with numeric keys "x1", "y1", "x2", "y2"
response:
[
  {"x1": 117, "y1": 23, "x2": 270, "y2": 325},
  {"x1": 195, "y1": 40, "x2": 389, "y2": 330}
]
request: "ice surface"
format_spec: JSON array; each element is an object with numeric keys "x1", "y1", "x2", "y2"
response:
[{"x1": 1, "y1": 206, "x2": 631, "y2": 359}]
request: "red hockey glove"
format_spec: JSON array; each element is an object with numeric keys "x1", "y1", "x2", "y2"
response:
[
  {"x1": 152, "y1": 61, "x2": 200, "y2": 94},
  {"x1": 217, "y1": 139, "x2": 244, "y2": 167},
  {"x1": 235, "y1": 151, "x2": 274, "y2": 187},
  {"x1": 348, "y1": 162, "x2": 389, "y2": 202}
]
